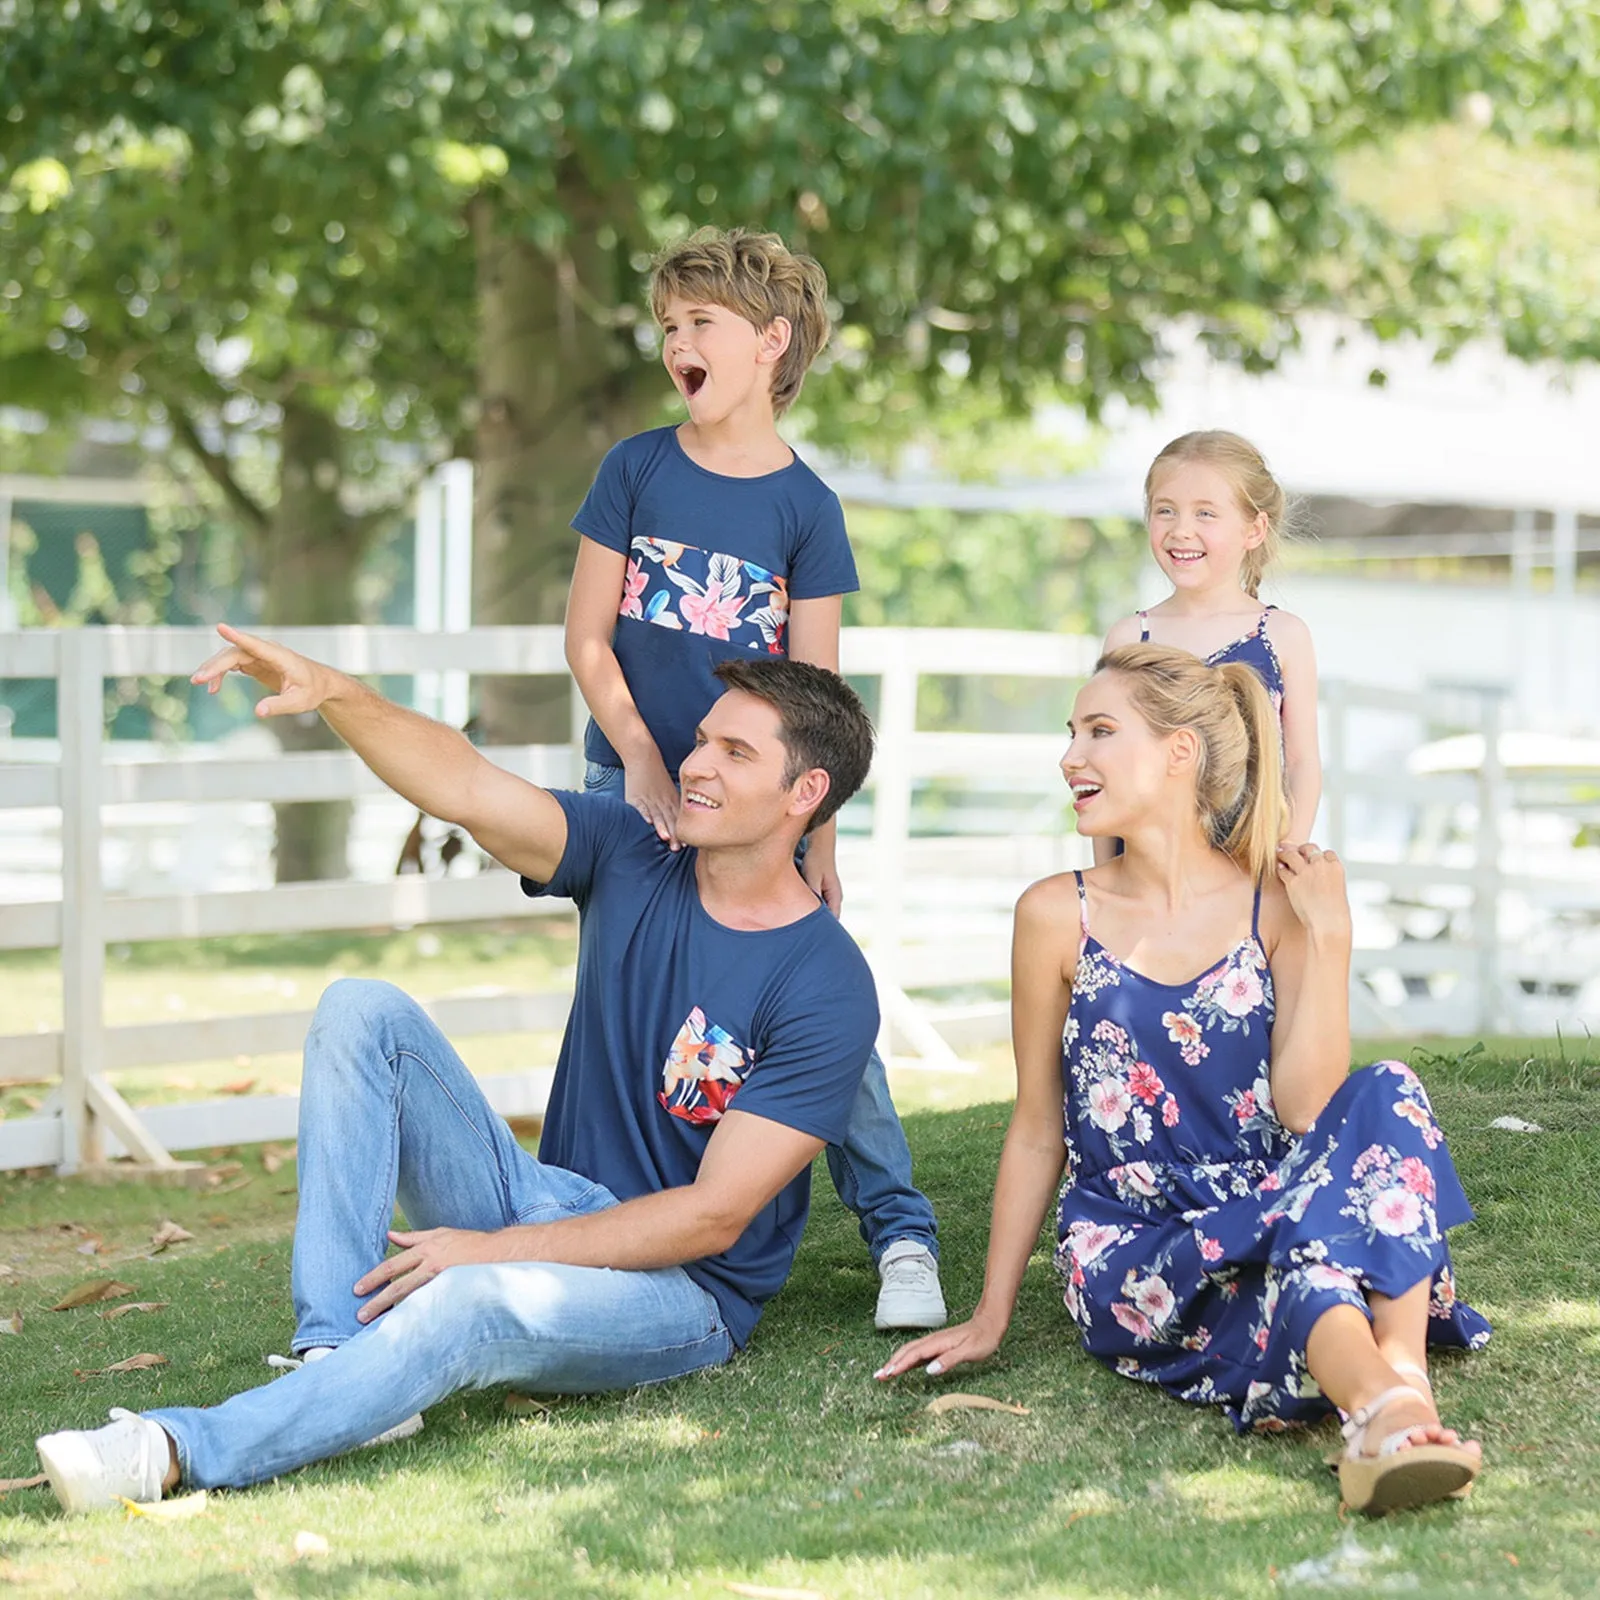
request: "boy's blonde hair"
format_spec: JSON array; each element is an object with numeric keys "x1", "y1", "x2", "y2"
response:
[
  {"x1": 1097, "y1": 643, "x2": 1288, "y2": 883},
  {"x1": 649, "y1": 226, "x2": 831, "y2": 416},
  {"x1": 1144, "y1": 430, "x2": 1293, "y2": 598}
]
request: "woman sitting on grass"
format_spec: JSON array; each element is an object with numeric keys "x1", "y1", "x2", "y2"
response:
[{"x1": 877, "y1": 645, "x2": 1490, "y2": 1515}]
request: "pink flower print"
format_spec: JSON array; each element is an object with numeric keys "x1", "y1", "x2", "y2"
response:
[
  {"x1": 1163, "y1": 1011, "x2": 1202, "y2": 1048},
  {"x1": 1113, "y1": 1161, "x2": 1160, "y2": 1197},
  {"x1": 1254, "y1": 1325, "x2": 1269, "y2": 1351},
  {"x1": 1394, "y1": 1098, "x2": 1441, "y2": 1147},
  {"x1": 1091, "y1": 1018, "x2": 1129, "y2": 1049},
  {"x1": 679, "y1": 587, "x2": 749, "y2": 639},
  {"x1": 1068, "y1": 1222, "x2": 1124, "y2": 1266},
  {"x1": 1258, "y1": 1171, "x2": 1282, "y2": 1192},
  {"x1": 1111, "y1": 1302, "x2": 1154, "y2": 1342},
  {"x1": 1398, "y1": 1156, "x2": 1435, "y2": 1200},
  {"x1": 1306, "y1": 1264, "x2": 1358, "y2": 1294},
  {"x1": 1369, "y1": 1185, "x2": 1424, "y2": 1237},
  {"x1": 1161, "y1": 1094, "x2": 1180, "y2": 1127},
  {"x1": 1351, "y1": 1143, "x2": 1389, "y2": 1179},
  {"x1": 1233, "y1": 1088, "x2": 1257, "y2": 1122},
  {"x1": 1200, "y1": 1236, "x2": 1224, "y2": 1263},
  {"x1": 618, "y1": 558, "x2": 648, "y2": 620},
  {"x1": 1431, "y1": 1269, "x2": 1457, "y2": 1314},
  {"x1": 1217, "y1": 961, "x2": 1265, "y2": 1018},
  {"x1": 1128, "y1": 1061, "x2": 1164, "y2": 1105},
  {"x1": 1087, "y1": 1078, "x2": 1132, "y2": 1132},
  {"x1": 1130, "y1": 1273, "x2": 1176, "y2": 1326}
]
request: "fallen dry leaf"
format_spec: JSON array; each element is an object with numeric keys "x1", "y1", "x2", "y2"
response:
[
  {"x1": 293, "y1": 1531, "x2": 330, "y2": 1559},
  {"x1": 206, "y1": 1161, "x2": 243, "y2": 1183},
  {"x1": 505, "y1": 1393, "x2": 552, "y2": 1416},
  {"x1": 101, "y1": 1302, "x2": 169, "y2": 1321},
  {"x1": 213, "y1": 1175, "x2": 255, "y2": 1195},
  {"x1": 2, "y1": 1310, "x2": 21, "y2": 1335},
  {"x1": 0, "y1": 1473, "x2": 48, "y2": 1493},
  {"x1": 76, "y1": 1352, "x2": 168, "y2": 1378},
  {"x1": 50, "y1": 1279, "x2": 136, "y2": 1311},
  {"x1": 0, "y1": 1264, "x2": 17, "y2": 1279},
  {"x1": 120, "y1": 1490, "x2": 208, "y2": 1520},
  {"x1": 261, "y1": 1143, "x2": 296, "y2": 1175},
  {"x1": 924, "y1": 1393, "x2": 1030, "y2": 1417},
  {"x1": 75, "y1": 1236, "x2": 102, "y2": 1256},
  {"x1": 725, "y1": 1585, "x2": 831, "y2": 1600},
  {"x1": 219, "y1": 1078, "x2": 256, "y2": 1096},
  {"x1": 150, "y1": 1220, "x2": 195, "y2": 1253}
]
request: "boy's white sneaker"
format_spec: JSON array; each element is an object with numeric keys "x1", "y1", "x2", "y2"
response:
[
  {"x1": 35, "y1": 1408, "x2": 169, "y2": 1514},
  {"x1": 875, "y1": 1240, "x2": 947, "y2": 1330},
  {"x1": 265, "y1": 1345, "x2": 424, "y2": 1446}
]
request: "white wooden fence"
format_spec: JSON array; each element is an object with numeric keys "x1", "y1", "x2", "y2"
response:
[{"x1": 0, "y1": 623, "x2": 1589, "y2": 1175}]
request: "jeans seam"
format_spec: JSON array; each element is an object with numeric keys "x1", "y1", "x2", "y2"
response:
[{"x1": 393, "y1": 1046, "x2": 521, "y2": 1220}]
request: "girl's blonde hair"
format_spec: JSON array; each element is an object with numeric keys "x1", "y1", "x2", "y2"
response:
[
  {"x1": 1098, "y1": 643, "x2": 1287, "y2": 882},
  {"x1": 1143, "y1": 430, "x2": 1291, "y2": 598}
]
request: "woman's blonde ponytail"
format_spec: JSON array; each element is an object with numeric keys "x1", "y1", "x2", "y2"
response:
[
  {"x1": 1098, "y1": 644, "x2": 1289, "y2": 881},
  {"x1": 1216, "y1": 662, "x2": 1288, "y2": 882}
]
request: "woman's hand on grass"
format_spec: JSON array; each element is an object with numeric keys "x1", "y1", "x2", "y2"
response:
[{"x1": 873, "y1": 1317, "x2": 1004, "y2": 1381}]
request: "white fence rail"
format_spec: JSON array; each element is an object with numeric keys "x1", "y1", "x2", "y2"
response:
[{"x1": 2, "y1": 624, "x2": 1596, "y2": 1175}]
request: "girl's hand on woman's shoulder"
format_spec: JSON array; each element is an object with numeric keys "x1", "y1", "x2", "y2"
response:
[{"x1": 1274, "y1": 843, "x2": 1351, "y2": 945}]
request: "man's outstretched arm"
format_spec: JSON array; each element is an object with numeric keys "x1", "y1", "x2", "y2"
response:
[
  {"x1": 351, "y1": 1108, "x2": 823, "y2": 1320},
  {"x1": 192, "y1": 624, "x2": 569, "y2": 883}
]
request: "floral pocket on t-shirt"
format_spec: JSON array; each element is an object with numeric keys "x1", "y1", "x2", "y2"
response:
[
  {"x1": 620, "y1": 537, "x2": 789, "y2": 652},
  {"x1": 658, "y1": 1005, "x2": 752, "y2": 1125}
]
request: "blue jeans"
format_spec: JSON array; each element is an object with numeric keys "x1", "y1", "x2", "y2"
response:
[
  {"x1": 584, "y1": 760, "x2": 937, "y2": 1262},
  {"x1": 147, "y1": 980, "x2": 732, "y2": 1490}
]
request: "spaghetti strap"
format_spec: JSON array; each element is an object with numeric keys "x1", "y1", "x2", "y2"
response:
[
  {"x1": 1255, "y1": 605, "x2": 1276, "y2": 634},
  {"x1": 1251, "y1": 882, "x2": 1264, "y2": 943},
  {"x1": 1137, "y1": 610, "x2": 1151, "y2": 642},
  {"x1": 1072, "y1": 870, "x2": 1090, "y2": 947}
]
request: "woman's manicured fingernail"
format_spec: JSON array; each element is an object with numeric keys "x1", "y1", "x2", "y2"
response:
[{"x1": 927, "y1": 1360, "x2": 943, "y2": 1376}]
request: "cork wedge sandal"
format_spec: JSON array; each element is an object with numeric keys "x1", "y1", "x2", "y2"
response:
[{"x1": 1337, "y1": 1383, "x2": 1481, "y2": 1515}]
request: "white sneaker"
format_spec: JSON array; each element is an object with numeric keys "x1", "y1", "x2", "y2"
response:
[
  {"x1": 265, "y1": 1346, "x2": 424, "y2": 1446},
  {"x1": 875, "y1": 1240, "x2": 947, "y2": 1330},
  {"x1": 36, "y1": 1408, "x2": 169, "y2": 1514}
]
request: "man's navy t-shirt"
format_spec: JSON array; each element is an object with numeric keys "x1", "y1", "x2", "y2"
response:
[
  {"x1": 573, "y1": 426, "x2": 859, "y2": 774},
  {"x1": 522, "y1": 791, "x2": 878, "y2": 1348}
]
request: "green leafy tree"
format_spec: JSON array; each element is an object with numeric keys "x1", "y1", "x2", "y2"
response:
[{"x1": 7, "y1": 0, "x2": 1600, "y2": 772}]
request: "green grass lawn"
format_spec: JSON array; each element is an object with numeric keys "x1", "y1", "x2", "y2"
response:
[{"x1": 2, "y1": 1041, "x2": 1598, "y2": 1599}]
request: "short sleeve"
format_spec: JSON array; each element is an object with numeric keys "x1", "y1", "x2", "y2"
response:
[
  {"x1": 571, "y1": 440, "x2": 636, "y2": 555},
  {"x1": 786, "y1": 489, "x2": 859, "y2": 600},
  {"x1": 520, "y1": 790, "x2": 651, "y2": 907},
  {"x1": 731, "y1": 941, "x2": 878, "y2": 1143}
]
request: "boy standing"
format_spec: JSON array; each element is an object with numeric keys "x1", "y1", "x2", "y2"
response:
[{"x1": 563, "y1": 227, "x2": 943, "y2": 1330}]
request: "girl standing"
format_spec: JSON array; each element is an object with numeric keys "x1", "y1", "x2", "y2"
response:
[{"x1": 1100, "y1": 431, "x2": 1320, "y2": 848}]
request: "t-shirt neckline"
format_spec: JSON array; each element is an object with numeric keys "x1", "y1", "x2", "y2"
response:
[
  {"x1": 684, "y1": 850, "x2": 831, "y2": 937},
  {"x1": 669, "y1": 426, "x2": 799, "y2": 485}
]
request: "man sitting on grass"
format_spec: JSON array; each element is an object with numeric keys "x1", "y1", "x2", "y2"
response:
[{"x1": 35, "y1": 627, "x2": 879, "y2": 1512}]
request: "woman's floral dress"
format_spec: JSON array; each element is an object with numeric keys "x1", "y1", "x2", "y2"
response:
[{"x1": 1057, "y1": 873, "x2": 1490, "y2": 1431}]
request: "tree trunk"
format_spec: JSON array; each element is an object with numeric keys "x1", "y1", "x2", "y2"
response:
[
  {"x1": 257, "y1": 398, "x2": 368, "y2": 882},
  {"x1": 470, "y1": 174, "x2": 656, "y2": 744}
]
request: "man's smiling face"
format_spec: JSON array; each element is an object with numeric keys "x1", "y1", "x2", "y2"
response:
[{"x1": 676, "y1": 688, "x2": 819, "y2": 849}]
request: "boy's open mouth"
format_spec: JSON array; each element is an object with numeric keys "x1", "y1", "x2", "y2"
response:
[{"x1": 678, "y1": 363, "x2": 708, "y2": 397}]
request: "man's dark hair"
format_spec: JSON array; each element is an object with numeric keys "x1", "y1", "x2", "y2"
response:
[{"x1": 711, "y1": 659, "x2": 874, "y2": 830}]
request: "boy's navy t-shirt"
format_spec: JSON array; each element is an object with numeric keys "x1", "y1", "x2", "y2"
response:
[
  {"x1": 522, "y1": 790, "x2": 878, "y2": 1348},
  {"x1": 573, "y1": 425, "x2": 859, "y2": 774}
]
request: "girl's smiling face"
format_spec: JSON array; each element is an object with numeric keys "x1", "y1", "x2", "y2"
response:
[{"x1": 1146, "y1": 459, "x2": 1268, "y2": 594}]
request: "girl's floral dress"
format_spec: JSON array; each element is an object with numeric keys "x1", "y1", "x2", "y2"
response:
[{"x1": 1057, "y1": 872, "x2": 1490, "y2": 1431}]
